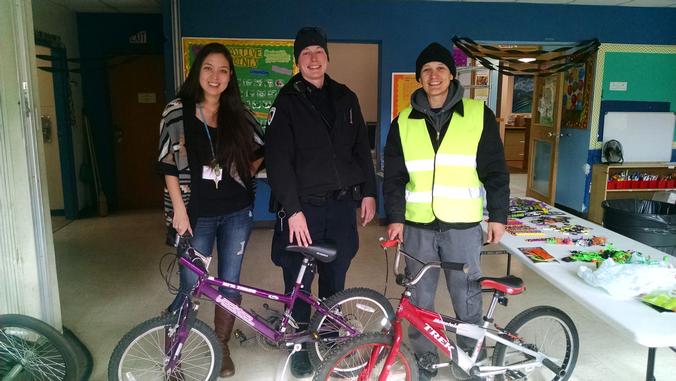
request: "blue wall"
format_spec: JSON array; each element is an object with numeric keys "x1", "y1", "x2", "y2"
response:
[
  {"x1": 555, "y1": 128, "x2": 592, "y2": 212},
  {"x1": 77, "y1": 13, "x2": 163, "y2": 208},
  {"x1": 162, "y1": 0, "x2": 676, "y2": 220}
]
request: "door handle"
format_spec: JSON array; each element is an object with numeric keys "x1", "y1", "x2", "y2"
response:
[{"x1": 547, "y1": 132, "x2": 556, "y2": 138}]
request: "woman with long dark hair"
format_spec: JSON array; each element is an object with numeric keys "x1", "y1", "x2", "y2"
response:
[{"x1": 157, "y1": 42, "x2": 263, "y2": 378}]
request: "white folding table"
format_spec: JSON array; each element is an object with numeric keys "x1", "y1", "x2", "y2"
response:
[{"x1": 486, "y1": 198, "x2": 676, "y2": 381}]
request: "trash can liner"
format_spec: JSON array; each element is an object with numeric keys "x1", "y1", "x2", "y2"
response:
[{"x1": 602, "y1": 199, "x2": 676, "y2": 255}]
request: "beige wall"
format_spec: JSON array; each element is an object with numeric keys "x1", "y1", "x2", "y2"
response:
[
  {"x1": 326, "y1": 42, "x2": 379, "y2": 123},
  {"x1": 32, "y1": 0, "x2": 86, "y2": 210},
  {"x1": 36, "y1": 45, "x2": 64, "y2": 210}
]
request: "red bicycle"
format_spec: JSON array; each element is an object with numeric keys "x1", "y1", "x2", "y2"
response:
[{"x1": 314, "y1": 239, "x2": 579, "y2": 381}]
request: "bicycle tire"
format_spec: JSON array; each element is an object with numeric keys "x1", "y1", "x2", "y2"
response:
[
  {"x1": 63, "y1": 326, "x2": 92, "y2": 381},
  {"x1": 0, "y1": 314, "x2": 79, "y2": 381},
  {"x1": 307, "y1": 287, "x2": 394, "y2": 369},
  {"x1": 108, "y1": 314, "x2": 222, "y2": 381},
  {"x1": 313, "y1": 332, "x2": 418, "y2": 381},
  {"x1": 491, "y1": 306, "x2": 579, "y2": 381}
]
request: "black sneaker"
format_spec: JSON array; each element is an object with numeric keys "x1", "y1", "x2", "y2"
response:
[{"x1": 290, "y1": 351, "x2": 313, "y2": 378}]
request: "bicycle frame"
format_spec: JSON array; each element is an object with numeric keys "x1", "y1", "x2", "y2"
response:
[
  {"x1": 164, "y1": 247, "x2": 361, "y2": 372},
  {"x1": 384, "y1": 295, "x2": 551, "y2": 380},
  {"x1": 371, "y1": 240, "x2": 562, "y2": 381}
]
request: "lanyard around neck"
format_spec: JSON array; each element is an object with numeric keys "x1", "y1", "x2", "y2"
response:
[{"x1": 197, "y1": 106, "x2": 217, "y2": 162}]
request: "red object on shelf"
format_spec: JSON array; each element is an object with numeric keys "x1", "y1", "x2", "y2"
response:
[
  {"x1": 631, "y1": 180, "x2": 640, "y2": 189},
  {"x1": 668, "y1": 179, "x2": 675, "y2": 188},
  {"x1": 649, "y1": 180, "x2": 658, "y2": 188},
  {"x1": 640, "y1": 180, "x2": 649, "y2": 189},
  {"x1": 607, "y1": 181, "x2": 616, "y2": 189},
  {"x1": 658, "y1": 180, "x2": 667, "y2": 188}
]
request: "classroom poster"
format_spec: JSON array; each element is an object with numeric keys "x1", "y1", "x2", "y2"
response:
[
  {"x1": 391, "y1": 72, "x2": 422, "y2": 121},
  {"x1": 182, "y1": 37, "x2": 296, "y2": 126}
]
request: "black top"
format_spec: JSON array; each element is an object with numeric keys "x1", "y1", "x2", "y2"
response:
[
  {"x1": 265, "y1": 73, "x2": 376, "y2": 215},
  {"x1": 384, "y1": 101, "x2": 510, "y2": 230},
  {"x1": 184, "y1": 105, "x2": 252, "y2": 220}
]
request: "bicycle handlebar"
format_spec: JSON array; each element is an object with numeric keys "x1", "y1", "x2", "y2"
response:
[
  {"x1": 175, "y1": 234, "x2": 211, "y2": 272},
  {"x1": 379, "y1": 237, "x2": 468, "y2": 287}
]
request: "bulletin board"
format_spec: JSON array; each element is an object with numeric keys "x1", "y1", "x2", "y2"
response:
[
  {"x1": 182, "y1": 37, "x2": 296, "y2": 125},
  {"x1": 391, "y1": 72, "x2": 421, "y2": 120}
]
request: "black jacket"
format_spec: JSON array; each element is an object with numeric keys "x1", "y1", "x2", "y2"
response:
[
  {"x1": 265, "y1": 74, "x2": 376, "y2": 215},
  {"x1": 383, "y1": 99, "x2": 510, "y2": 229}
]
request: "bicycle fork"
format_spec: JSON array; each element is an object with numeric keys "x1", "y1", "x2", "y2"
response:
[{"x1": 165, "y1": 299, "x2": 199, "y2": 376}]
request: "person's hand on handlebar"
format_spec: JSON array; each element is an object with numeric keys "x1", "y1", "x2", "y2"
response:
[
  {"x1": 172, "y1": 208, "x2": 192, "y2": 236},
  {"x1": 387, "y1": 223, "x2": 404, "y2": 243}
]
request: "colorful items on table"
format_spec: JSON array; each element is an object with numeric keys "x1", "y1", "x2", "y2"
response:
[
  {"x1": 642, "y1": 290, "x2": 676, "y2": 312},
  {"x1": 562, "y1": 246, "x2": 659, "y2": 265},
  {"x1": 519, "y1": 247, "x2": 557, "y2": 263},
  {"x1": 508, "y1": 198, "x2": 564, "y2": 219},
  {"x1": 563, "y1": 246, "x2": 633, "y2": 264},
  {"x1": 529, "y1": 216, "x2": 572, "y2": 225},
  {"x1": 550, "y1": 224, "x2": 591, "y2": 235},
  {"x1": 505, "y1": 220, "x2": 545, "y2": 236},
  {"x1": 526, "y1": 236, "x2": 607, "y2": 246}
]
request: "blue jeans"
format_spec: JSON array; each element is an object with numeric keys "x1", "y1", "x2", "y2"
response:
[{"x1": 170, "y1": 207, "x2": 253, "y2": 311}]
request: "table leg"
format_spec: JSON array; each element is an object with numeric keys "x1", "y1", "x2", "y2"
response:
[{"x1": 646, "y1": 347, "x2": 656, "y2": 381}]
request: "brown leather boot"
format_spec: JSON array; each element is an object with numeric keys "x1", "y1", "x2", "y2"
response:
[{"x1": 214, "y1": 297, "x2": 240, "y2": 378}]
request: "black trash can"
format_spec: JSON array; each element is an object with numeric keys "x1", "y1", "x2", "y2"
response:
[{"x1": 602, "y1": 199, "x2": 676, "y2": 256}]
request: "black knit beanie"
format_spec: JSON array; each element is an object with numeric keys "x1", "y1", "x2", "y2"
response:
[
  {"x1": 294, "y1": 27, "x2": 329, "y2": 62},
  {"x1": 415, "y1": 42, "x2": 457, "y2": 81}
]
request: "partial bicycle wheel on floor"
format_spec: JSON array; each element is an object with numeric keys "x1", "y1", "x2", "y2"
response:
[
  {"x1": 492, "y1": 305, "x2": 579, "y2": 381},
  {"x1": 0, "y1": 314, "x2": 79, "y2": 381},
  {"x1": 108, "y1": 314, "x2": 222, "y2": 381},
  {"x1": 314, "y1": 332, "x2": 418, "y2": 381},
  {"x1": 307, "y1": 287, "x2": 394, "y2": 369}
]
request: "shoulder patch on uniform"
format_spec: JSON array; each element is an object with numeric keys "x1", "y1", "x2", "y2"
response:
[{"x1": 267, "y1": 107, "x2": 276, "y2": 126}]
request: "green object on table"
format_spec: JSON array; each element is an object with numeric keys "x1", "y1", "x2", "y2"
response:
[{"x1": 642, "y1": 291, "x2": 676, "y2": 311}]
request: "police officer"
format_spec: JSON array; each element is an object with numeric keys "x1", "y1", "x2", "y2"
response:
[
  {"x1": 384, "y1": 42, "x2": 509, "y2": 380},
  {"x1": 265, "y1": 26, "x2": 376, "y2": 377}
]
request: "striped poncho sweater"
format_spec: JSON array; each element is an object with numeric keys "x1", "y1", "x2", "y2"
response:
[{"x1": 157, "y1": 98, "x2": 264, "y2": 230}]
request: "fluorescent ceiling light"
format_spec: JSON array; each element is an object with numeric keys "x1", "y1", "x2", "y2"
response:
[{"x1": 518, "y1": 57, "x2": 537, "y2": 63}]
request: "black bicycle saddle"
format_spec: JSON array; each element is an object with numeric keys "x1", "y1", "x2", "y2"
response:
[{"x1": 286, "y1": 243, "x2": 338, "y2": 263}]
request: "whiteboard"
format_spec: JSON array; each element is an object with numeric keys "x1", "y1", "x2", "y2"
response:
[{"x1": 602, "y1": 112, "x2": 675, "y2": 162}]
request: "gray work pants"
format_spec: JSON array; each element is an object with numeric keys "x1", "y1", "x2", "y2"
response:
[{"x1": 403, "y1": 224, "x2": 483, "y2": 359}]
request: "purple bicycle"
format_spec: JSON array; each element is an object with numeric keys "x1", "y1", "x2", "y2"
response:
[{"x1": 108, "y1": 236, "x2": 394, "y2": 380}]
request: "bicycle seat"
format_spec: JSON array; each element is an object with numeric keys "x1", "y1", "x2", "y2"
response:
[
  {"x1": 480, "y1": 275, "x2": 525, "y2": 295},
  {"x1": 286, "y1": 243, "x2": 337, "y2": 263}
]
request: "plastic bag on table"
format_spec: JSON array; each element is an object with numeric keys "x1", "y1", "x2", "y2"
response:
[{"x1": 577, "y1": 258, "x2": 676, "y2": 298}]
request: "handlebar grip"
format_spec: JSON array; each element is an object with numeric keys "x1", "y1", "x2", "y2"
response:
[
  {"x1": 379, "y1": 238, "x2": 399, "y2": 248},
  {"x1": 441, "y1": 262, "x2": 469, "y2": 273}
]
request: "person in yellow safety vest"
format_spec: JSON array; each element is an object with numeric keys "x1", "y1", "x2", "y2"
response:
[{"x1": 383, "y1": 42, "x2": 509, "y2": 380}]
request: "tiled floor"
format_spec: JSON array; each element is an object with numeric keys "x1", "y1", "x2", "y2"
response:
[{"x1": 53, "y1": 174, "x2": 676, "y2": 380}]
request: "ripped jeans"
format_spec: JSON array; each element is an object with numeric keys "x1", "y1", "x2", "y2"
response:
[{"x1": 169, "y1": 207, "x2": 253, "y2": 311}]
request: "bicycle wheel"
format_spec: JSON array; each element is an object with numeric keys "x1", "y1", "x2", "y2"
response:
[
  {"x1": 108, "y1": 315, "x2": 221, "y2": 381},
  {"x1": 314, "y1": 333, "x2": 418, "y2": 381},
  {"x1": 492, "y1": 306, "x2": 579, "y2": 381},
  {"x1": 0, "y1": 314, "x2": 79, "y2": 381},
  {"x1": 308, "y1": 287, "x2": 394, "y2": 369}
]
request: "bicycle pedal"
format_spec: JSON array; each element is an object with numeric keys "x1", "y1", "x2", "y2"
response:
[
  {"x1": 505, "y1": 369, "x2": 527, "y2": 380},
  {"x1": 233, "y1": 329, "x2": 247, "y2": 344}
]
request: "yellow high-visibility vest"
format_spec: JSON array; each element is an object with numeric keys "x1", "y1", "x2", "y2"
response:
[{"x1": 398, "y1": 98, "x2": 484, "y2": 223}]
